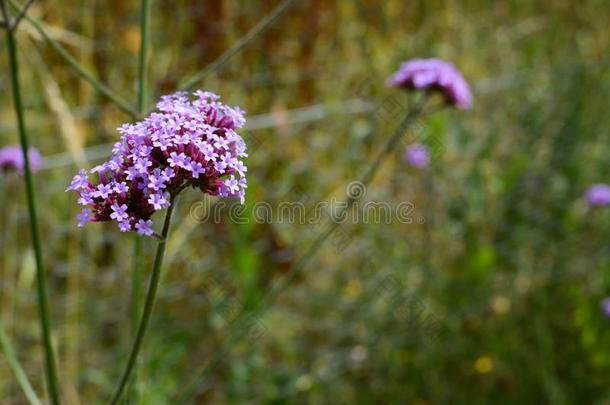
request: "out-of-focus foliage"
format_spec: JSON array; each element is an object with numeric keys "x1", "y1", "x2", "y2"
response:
[{"x1": 1, "y1": 0, "x2": 610, "y2": 403}]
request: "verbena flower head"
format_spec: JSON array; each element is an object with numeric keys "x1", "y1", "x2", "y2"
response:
[
  {"x1": 601, "y1": 298, "x2": 610, "y2": 319},
  {"x1": 585, "y1": 184, "x2": 610, "y2": 207},
  {"x1": 387, "y1": 58, "x2": 472, "y2": 109},
  {"x1": 67, "y1": 90, "x2": 248, "y2": 235},
  {"x1": 404, "y1": 143, "x2": 430, "y2": 169},
  {"x1": 0, "y1": 145, "x2": 43, "y2": 174}
]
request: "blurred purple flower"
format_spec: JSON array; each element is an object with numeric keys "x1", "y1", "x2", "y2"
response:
[
  {"x1": 404, "y1": 143, "x2": 430, "y2": 169},
  {"x1": 0, "y1": 145, "x2": 43, "y2": 174},
  {"x1": 67, "y1": 90, "x2": 248, "y2": 236},
  {"x1": 585, "y1": 184, "x2": 610, "y2": 207},
  {"x1": 387, "y1": 58, "x2": 473, "y2": 109},
  {"x1": 601, "y1": 298, "x2": 610, "y2": 319}
]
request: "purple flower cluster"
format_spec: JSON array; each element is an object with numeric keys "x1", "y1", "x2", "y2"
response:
[
  {"x1": 404, "y1": 143, "x2": 430, "y2": 169},
  {"x1": 67, "y1": 90, "x2": 248, "y2": 235},
  {"x1": 0, "y1": 146, "x2": 43, "y2": 174},
  {"x1": 585, "y1": 184, "x2": 610, "y2": 207},
  {"x1": 387, "y1": 58, "x2": 472, "y2": 109}
]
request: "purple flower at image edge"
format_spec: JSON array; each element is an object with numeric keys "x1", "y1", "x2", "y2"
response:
[
  {"x1": 601, "y1": 298, "x2": 610, "y2": 319},
  {"x1": 404, "y1": 143, "x2": 430, "y2": 169},
  {"x1": 66, "y1": 90, "x2": 248, "y2": 236},
  {"x1": 585, "y1": 184, "x2": 610, "y2": 207},
  {"x1": 386, "y1": 58, "x2": 473, "y2": 109},
  {"x1": 0, "y1": 145, "x2": 43, "y2": 174}
]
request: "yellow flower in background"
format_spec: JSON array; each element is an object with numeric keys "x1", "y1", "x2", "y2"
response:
[
  {"x1": 475, "y1": 356, "x2": 494, "y2": 374},
  {"x1": 124, "y1": 26, "x2": 141, "y2": 54},
  {"x1": 344, "y1": 279, "x2": 363, "y2": 298}
]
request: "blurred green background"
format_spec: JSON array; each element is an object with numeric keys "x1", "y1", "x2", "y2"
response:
[{"x1": 1, "y1": 0, "x2": 610, "y2": 403}]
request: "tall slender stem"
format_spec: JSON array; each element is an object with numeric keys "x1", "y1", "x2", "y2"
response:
[
  {"x1": 0, "y1": 321, "x2": 43, "y2": 405},
  {"x1": 175, "y1": 100, "x2": 428, "y2": 401},
  {"x1": 131, "y1": 241, "x2": 143, "y2": 335},
  {"x1": 130, "y1": 0, "x2": 150, "y2": 399},
  {"x1": 110, "y1": 196, "x2": 177, "y2": 405},
  {"x1": 137, "y1": 0, "x2": 150, "y2": 113},
  {"x1": 1, "y1": 3, "x2": 62, "y2": 403},
  {"x1": 129, "y1": 236, "x2": 143, "y2": 403},
  {"x1": 132, "y1": 0, "x2": 151, "y2": 333}
]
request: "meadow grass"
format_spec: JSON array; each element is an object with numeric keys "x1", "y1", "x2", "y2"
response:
[{"x1": 1, "y1": 0, "x2": 609, "y2": 403}]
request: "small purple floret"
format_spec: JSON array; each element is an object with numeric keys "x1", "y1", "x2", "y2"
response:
[
  {"x1": 135, "y1": 219, "x2": 154, "y2": 236},
  {"x1": 77, "y1": 208, "x2": 92, "y2": 227},
  {"x1": 67, "y1": 169, "x2": 90, "y2": 191},
  {"x1": 110, "y1": 203, "x2": 129, "y2": 221},
  {"x1": 404, "y1": 143, "x2": 431, "y2": 169}
]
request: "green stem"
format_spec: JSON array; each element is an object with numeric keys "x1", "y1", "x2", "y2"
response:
[
  {"x1": 129, "y1": 0, "x2": 150, "y2": 398},
  {"x1": 9, "y1": 0, "x2": 33, "y2": 29},
  {"x1": 8, "y1": 0, "x2": 138, "y2": 118},
  {"x1": 128, "y1": 236, "x2": 143, "y2": 405},
  {"x1": 0, "y1": 321, "x2": 43, "y2": 405},
  {"x1": 132, "y1": 0, "x2": 151, "y2": 328},
  {"x1": 2, "y1": 6, "x2": 62, "y2": 404},
  {"x1": 137, "y1": 0, "x2": 150, "y2": 113},
  {"x1": 129, "y1": 236, "x2": 143, "y2": 400},
  {"x1": 110, "y1": 197, "x2": 177, "y2": 405},
  {"x1": 175, "y1": 100, "x2": 427, "y2": 401},
  {"x1": 131, "y1": 240, "x2": 143, "y2": 335}
]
